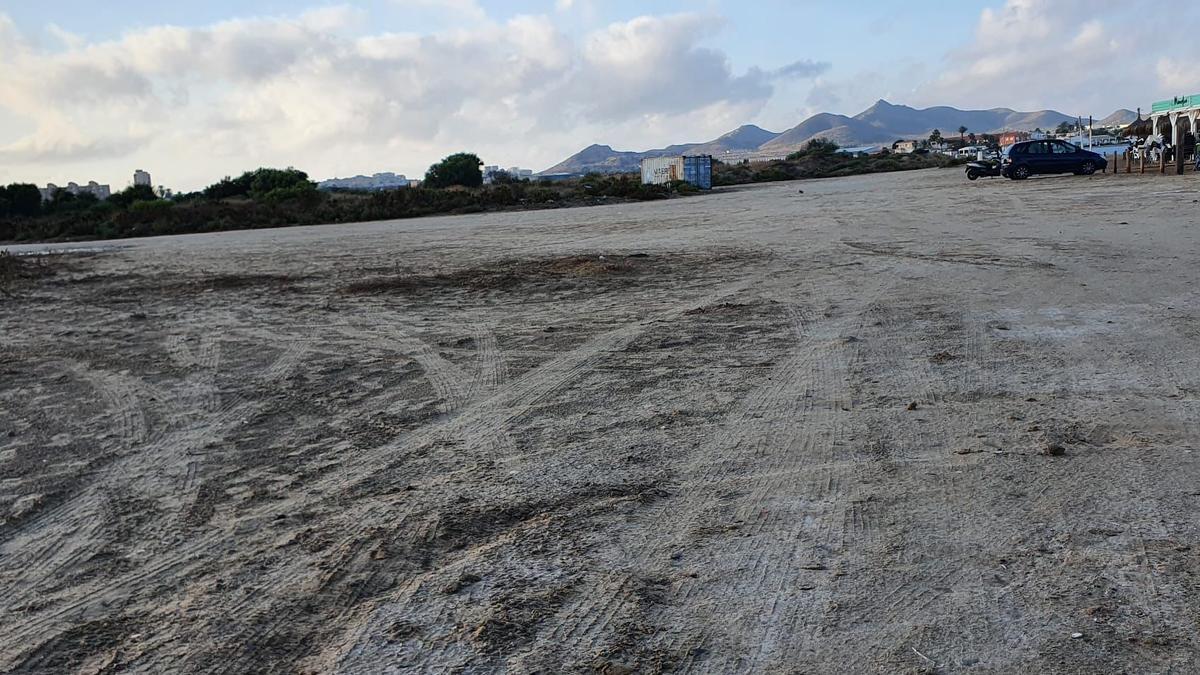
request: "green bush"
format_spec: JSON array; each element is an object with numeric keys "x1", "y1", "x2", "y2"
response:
[
  {"x1": 203, "y1": 168, "x2": 313, "y2": 200},
  {"x1": 0, "y1": 183, "x2": 42, "y2": 217},
  {"x1": 0, "y1": 163, "x2": 695, "y2": 243},
  {"x1": 108, "y1": 184, "x2": 159, "y2": 208},
  {"x1": 424, "y1": 153, "x2": 484, "y2": 189}
]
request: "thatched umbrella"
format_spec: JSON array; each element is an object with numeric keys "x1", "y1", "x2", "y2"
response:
[{"x1": 1122, "y1": 109, "x2": 1153, "y2": 139}]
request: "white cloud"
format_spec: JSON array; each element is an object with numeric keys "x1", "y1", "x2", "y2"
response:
[
  {"x1": 0, "y1": 9, "x2": 791, "y2": 188},
  {"x1": 405, "y1": 0, "x2": 487, "y2": 23},
  {"x1": 1157, "y1": 58, "x2": 1200, "y2": 94},
  {"x1": 912, "y1": 0, "x2": 1200, "y2": 116}
]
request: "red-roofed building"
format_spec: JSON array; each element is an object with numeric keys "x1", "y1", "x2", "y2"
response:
[{"x1": 998, "y1": 131, "x2": 1031, "y2": 146}]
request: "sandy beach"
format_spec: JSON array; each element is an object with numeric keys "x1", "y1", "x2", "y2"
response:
[{"x1": 3, "y1": 167, "x2": 1200, "y2": 673}]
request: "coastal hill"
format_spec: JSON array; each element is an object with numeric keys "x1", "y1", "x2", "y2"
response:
[
  {"x1": 543, "y1": 99, "x2": 1130, "y2": 174},
  {"x1": 758, "y1": 112, "x2": 885, "y2": 151},
  {"x1": 1098, "y1": 109, "x2": 1138, "y2": 127},
  {"x1": 543, "y1": 124, "x2": 781, "y2": 175}
]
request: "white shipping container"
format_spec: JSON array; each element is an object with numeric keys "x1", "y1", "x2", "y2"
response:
[{"x1": 641, "y1": 156, "x2": 684, "y2": 185}]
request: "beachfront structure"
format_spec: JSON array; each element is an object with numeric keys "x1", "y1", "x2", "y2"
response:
[
  {"x1": 38, "y1": 181, "x2": 111, "y2": 202},
  {"x1": 134, "y1": 169, "x2": 152, "y2": 187},
  {"x1": 1149, "y1": 95, "x2": 1200, "y2": 171},
  {"x1": 893, "y1": 140, "x2": 920, "y2": 154}
]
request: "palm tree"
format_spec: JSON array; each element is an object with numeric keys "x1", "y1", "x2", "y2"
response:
[{"x1": 958, "y1": 126, "x2": 968, "y2": 142}]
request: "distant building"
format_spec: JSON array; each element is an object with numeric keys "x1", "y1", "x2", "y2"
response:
[
  {"x1": 38, "y1": 180, "x2": 111, "y2": 202},
  {"x1": 893, "y1": 140, "x2": 920, "y2": 154},
  {"x1": 836, "y1": 145, "x2": 886, "y2": 157},
  {"x1": 998, "y1": 131, "x2": 1031, "y2": 146},
  {"x1": 534, "y1": 173, "x2": 582, "y2": 183},
  {"x1": 483, "y1": 165, "x2": 535, "y2": 184},
  {"x1": 134, "y1": 169, "x2": 152, "y2": 187},
  {"x1": 317, "y1": 172, "x2": 411, "y2": 191}
]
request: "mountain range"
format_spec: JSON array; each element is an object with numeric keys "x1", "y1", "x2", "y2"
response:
[{"x1": 541, "y1": 100, "x2": 1139, "y2": 174}]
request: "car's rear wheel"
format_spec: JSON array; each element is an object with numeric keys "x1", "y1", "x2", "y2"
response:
[
  {"x1": 1079, "y1": 161, "x2": 1096, "y2": 175},
  {"x1": 1010, "y1": 165, "x2": 1030, "y2": 180}
]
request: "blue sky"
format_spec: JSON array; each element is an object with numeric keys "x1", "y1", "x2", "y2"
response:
[{"x1": 1, "y1": 1, "x2": 1197, "y2": 189}]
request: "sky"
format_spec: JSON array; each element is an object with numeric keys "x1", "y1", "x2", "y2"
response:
[{"x1": 2, "y1": 0, "x2": 1199, "y2": 191}]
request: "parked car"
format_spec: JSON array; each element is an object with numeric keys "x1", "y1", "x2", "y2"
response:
[{"x1": 1002, "y1": 140, "x2": 1107, "y2": 180}]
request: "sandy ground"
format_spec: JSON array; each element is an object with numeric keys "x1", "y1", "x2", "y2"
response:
[{"x1": 3, "y1": 168, "x2": 1200, "y2": 673}]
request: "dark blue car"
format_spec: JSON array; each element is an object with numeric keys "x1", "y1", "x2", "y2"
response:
[{"x1": 1002, "y1": 140, "x2": 1107, "y2": 180}]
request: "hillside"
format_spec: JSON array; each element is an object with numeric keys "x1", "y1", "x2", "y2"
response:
[
  {"x1": 542, "y1": 100, "x2": 1131, "y2": 174},
  {"x1": 852, "y1": 100, "x2": 1076, "y2": 138},
  {"x1": 687, "y1": 124, "x2": 781, "y2": 154},
  {"x1": 541, "y1": 144, "x2": 648, "y2": 175},
  {"x1": 542, "y1": 125, "x2": 781, "y2": 175},
  {"x1": 1098, "y1": 109, "x2": 1138, "y2": 127},
  {"x1": 760, "y1": 113, "x2": 891, "y2": 151}
]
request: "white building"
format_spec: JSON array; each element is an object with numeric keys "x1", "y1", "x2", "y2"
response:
[
  {"x1": 483, "y1": 166, "x2": 535, "y2": 184},
  {"x1": 133, "y1": 169, "x2": 152, "y2": 187},
  {"x1": 38, "y1": 180, "x2": 111, "y2": 202},
  {"x1": 317, "y1": 172, "x2": 411, "y2": 191}
]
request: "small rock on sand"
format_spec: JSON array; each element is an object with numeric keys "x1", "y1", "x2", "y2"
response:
[{"x1": 1042, "y1": 444, "x2": 1067, "y2": 457}]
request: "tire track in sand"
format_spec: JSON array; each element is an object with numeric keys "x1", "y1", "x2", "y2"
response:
[
  {"x1": 322, "y1": 275, "x2": 764, "y2": 672},
  {"x1": 0, "y1": 337, "x2": 311, "y2": 668},
  {"x1": 365, "y1": 273, "x2": 893, "y2": 671},
  {"x1": 0, "y1": 362, "x2": 159, "y2": 607}
]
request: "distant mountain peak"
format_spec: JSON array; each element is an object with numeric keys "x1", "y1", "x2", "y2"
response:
[
  {"x1": 725, "y1": 123, "x2": 773, "y2": 134},
  {"x1": 543, "y1": 101, "x2": 1087, "y2": 175}
]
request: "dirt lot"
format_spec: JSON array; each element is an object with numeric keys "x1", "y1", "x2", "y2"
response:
[{"x1": 3, "y1": 168, "x2": 1200, "y2": 673}]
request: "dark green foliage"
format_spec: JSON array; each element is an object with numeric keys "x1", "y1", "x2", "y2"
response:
[
  {"x1": 43, "y1": 190, "x2": 99, "y2": 215},
  {"x1": 203, "y1": 168, "x2": 313, "y2": 200},
  {"x1": 108, "y1": 185, "x2": 159, "y2": 208},
  {"x1": 202, "y1": 176, "x2": 247, "y2": 200},
  {"x1": 0, "y1": 183, "x2": 42, "y2": 218},
  {"x1": 248, "y1": 168, "x2": 313, "y2": 197},
  {"x1": 424, "y1": 153, "x2": 483, "y2": 189},
  {"x1": 787, "y1": 139, "x2": 840, "y2": 160},
  {"x1": 0, "y1": 170, "x2": 688, "y2": 243}
]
